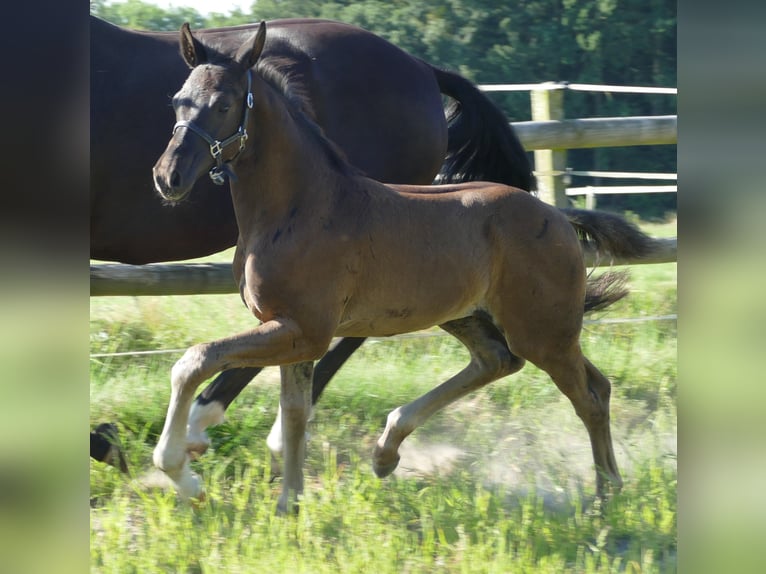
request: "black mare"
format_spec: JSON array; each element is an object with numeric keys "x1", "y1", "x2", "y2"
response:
[{"x1": 91, "y1": 15, "x2": 533, "y2": 447}]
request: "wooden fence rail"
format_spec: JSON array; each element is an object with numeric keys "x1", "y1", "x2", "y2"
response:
[
  {"x1": 513, "y1": 115, "x2": 676, "y2": 151},
  {"x1": 90, "y1": 238, "x2": 676, "y2": 297},
  {"x1": 91, "y1": 84, "x2": 677, "y2": 297}
]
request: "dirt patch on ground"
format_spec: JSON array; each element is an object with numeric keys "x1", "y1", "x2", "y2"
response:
[{"x1": 387, "y1": 395, "x2": 676, "y2": 509}]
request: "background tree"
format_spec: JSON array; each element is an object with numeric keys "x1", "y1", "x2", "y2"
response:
[{"x1": 91, "y1": 0, "x2": 676, "y2": 218}]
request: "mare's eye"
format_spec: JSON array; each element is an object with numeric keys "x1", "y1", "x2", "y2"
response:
[{"x1": 219, "y1": 103, "x2": 231, "y2": 113}]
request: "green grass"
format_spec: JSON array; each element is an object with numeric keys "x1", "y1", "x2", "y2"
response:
[{"x1": 90, "y1": 219, "x2": 676, "y2": 573}]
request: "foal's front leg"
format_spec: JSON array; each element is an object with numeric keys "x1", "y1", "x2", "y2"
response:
[
  {"x1": 152, "y1": 347, "x2": 212, "y2": 499},
  {"x1": 152, "y1": 318, "x2": 329, "y2": 501}
]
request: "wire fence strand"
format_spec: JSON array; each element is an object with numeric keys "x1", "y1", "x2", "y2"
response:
[{"x1": 89, "y1": 314, "x2": 677, "y2": 360}]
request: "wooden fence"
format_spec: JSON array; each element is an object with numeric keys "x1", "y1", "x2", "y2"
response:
[
  {"x1": 91, "y1": 82, "x2": 677, "y2": 297},
  {"x1": 511, "y1": 82, "x2": 677, "y2": 208},
  {"x1": 91, "y1": 238, "x2": 677, "y2": 296}
]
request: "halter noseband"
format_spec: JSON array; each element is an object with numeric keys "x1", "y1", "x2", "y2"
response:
[{"x1": 172, "y1": 69, "x2": 254, "y2": 185}]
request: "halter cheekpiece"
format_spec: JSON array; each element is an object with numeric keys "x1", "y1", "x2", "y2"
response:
[{"x1": 172, "y1": 69, "x2": 254, "y2": 185}]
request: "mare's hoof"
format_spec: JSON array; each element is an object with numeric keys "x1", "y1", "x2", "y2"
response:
[{"x1": 91, "y1": 423, "x2": 129, "y2": 474}]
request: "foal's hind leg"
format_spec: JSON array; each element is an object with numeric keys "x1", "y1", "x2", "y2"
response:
[
  {"x1": 543, "y1": 351, "x2": 623, "y2": 498},
  {"x1": 266, "y1": 337, "x2": 366, "y2": 458},
  {"x1": 373, "y1": 315, "x2": 524, "y2": 477}
]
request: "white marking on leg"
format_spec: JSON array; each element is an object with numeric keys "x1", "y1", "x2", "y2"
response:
[
  {"x1": 153, "y1": 346, "x2": 207, "y2": 500},
  {"x1": 266, "y1": 404, "x2": 283, "y2": 456},
  {"x1": 267, "y1": 404, "x2": 314, "y2": 457},
  {"x1": 187, "y1": 400, "x2": 225, "y2": 456}
]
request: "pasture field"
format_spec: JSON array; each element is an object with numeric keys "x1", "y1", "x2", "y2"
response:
[{"x1": 90, "y1": 219, "x2": 677, "y2": 573}]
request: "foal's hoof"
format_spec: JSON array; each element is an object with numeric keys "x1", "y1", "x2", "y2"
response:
[
  {"x1": 186, "y1": 432, "x2": 211, "y2": 460},
  {"x1": 170, "y1": 467, "x2": 205, "y2": 503},
  {"x1": 276, "y1": 500, "x2": 301, "y2": 517},
  {"x1": 190, "y1": 490, "x2": 207, "y2": 509},
  {"x1": 596, "y1": 475, "x2": 624, "y2": 503},
  {"x1": 276, "y1": 494, "x2": 302, "y2": 516},
  {"x1": 269, "y1": 452, "x2": 283, "y2": 482},
  {"x1": 372, "y1": 448, "x2": 400, "y2": 478}
]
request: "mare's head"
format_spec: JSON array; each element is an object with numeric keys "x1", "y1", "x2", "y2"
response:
[{"x1": 153, "y1": 22, "x2": 266, "y2": 203}]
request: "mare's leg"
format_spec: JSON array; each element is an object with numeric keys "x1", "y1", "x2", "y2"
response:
[
  {"x1": 277, "y1": 362, "x2": 313, "y2": 515},
  {"x1": 539, "y1": 349, "x2": 623, "y2": 498},
  {"x1": 187, "y1": 367, "x2": 261, "y2": 455},
  {"x1": 373, "y1": 315, "x2": 524, "y2": 477},
  {"x1": 152, "y1": 318, "x2": 330, "y2": 501},
  {"x1": 312, "y1": 337, "x2": 366, "y2": 403},
  {"x1": 266, "y1": 337, "x2": 366, "y2": 456}
]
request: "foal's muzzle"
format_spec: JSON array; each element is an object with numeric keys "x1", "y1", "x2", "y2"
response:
[{"x1": 153, "y1": 162, "x2": 190, "y2": 203}]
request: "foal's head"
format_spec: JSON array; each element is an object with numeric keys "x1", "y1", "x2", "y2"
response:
[{"x1": 153, "y1": 22, "x2": 266, "y2": 203}]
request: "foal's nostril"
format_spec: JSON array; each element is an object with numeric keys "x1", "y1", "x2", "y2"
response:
[{"x1": 170, "y1": 170, "x2": 181, "y2": 189}]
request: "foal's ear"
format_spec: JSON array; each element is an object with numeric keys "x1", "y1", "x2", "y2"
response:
[
  {"x1": 235, "y1": 21, "x2": 266, "y2": 69},
  {"x1": 179, "y1": 22, "x2": 206, "y2": 68}
]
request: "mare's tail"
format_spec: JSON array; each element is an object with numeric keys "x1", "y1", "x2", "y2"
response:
[
  {"x1": 430, "y1": 66, "x2": 535, "y2": 191},
  {"x1": 562, "y1": 208, "x2": 662, "y2": 313}
]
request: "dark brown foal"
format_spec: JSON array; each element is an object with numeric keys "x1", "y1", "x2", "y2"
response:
[{"x1": 151, "y1": 22, "x2": 658, "y2": 512}]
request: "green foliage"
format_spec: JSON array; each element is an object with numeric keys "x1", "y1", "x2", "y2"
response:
[
  {"x1": 91, "y1": 0, "x2": 676, "y2": 217},
  {"x1": 90, "y1": 220, "x2": 676, "y2": 572},
  {"x1": 90, "y1": 0, "x2": 208, "y2": 30}
]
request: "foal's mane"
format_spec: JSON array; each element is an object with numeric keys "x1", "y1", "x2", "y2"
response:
[
  {"x1": 195, "y1": 33, "x2": 361, "y2": 177},
  {"x1": 195, "y1": 36, "x2": 317, "y2": 118},
  {"x1": 255, "y1": 54, "x2": 362, "y2": 177}
]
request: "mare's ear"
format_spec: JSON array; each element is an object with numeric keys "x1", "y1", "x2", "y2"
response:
[
  {"x1": 235, "y1": 21, "x2": 266, "y2": 69},
  {"x1": 180, "y1": 22, "x2": 206, "y2": 68}
]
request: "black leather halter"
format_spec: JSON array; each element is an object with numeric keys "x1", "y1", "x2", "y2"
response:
[{"x1": 172, "y1": 69, "x2": 254, "y2": 185}]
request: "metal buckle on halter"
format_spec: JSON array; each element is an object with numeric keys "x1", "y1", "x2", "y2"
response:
[
  {"x1": 238, "y1": 129, "x2": 248, "y2": 151},
  {"x1": 210, "y1": 140, "x2": 223, "y2": 158}
]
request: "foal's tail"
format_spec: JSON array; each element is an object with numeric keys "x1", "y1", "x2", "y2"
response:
[
  {"x1": 429, "y1": 65, "x2": 535, "y2": 192},
  {"x1": 562, "y1": 208, "x2": 662, "y2": 312}
]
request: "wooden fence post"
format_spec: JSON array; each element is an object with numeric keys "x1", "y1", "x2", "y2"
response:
[
  {"x1": 531, "y1": 83, "x2": 568, "y2": 207},
  {"x1": 586, "y1": 189, "x2": 597, "y2": 210}
]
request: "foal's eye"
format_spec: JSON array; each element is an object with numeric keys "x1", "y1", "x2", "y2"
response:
[{"x1": 219, "y1": 104, "x2": 231, "y2": 113}]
